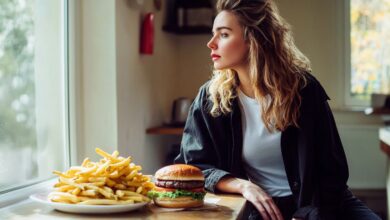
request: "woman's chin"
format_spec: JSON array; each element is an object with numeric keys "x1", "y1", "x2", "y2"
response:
[{"x1": 213, "y1": 64, "x2": 226, "y2": 70}]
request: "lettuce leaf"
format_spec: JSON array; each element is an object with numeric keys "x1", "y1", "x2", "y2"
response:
[{"x1": 147, "y1": 189, "x2": 206, "y2": 201}]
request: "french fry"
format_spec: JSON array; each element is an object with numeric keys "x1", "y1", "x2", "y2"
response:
[
  {"x1": 71, "y1": 187, "x2": 81, "y2": 195},
  {"x1": 126, "y1": 181, "x2": 142, "y2": 187},
  {"x1": 75, "y1": 176, "x2": 89, "y2": 183},
  {"x1": 93, "y1": 159, "x2": 110, "y2": 175},
  {"x1": 125, "y1": 170, "x2": 138, "y2": 180},
  {"x1": 56, "y1": 185, "x2": 75, "y2": 192},
  {"x1": 111, "y1": 150, "x2": 119, "y2": 158},
  {"x1": 79, "y1": 164, "x2": 97, "y2": 175},
  {"x1": 120, "y1": 190, "x2": 144, "y2": 196},
  {"x1": 80, "y1": 190, "x2": 97, "y2": 197},
  {"x1": 85, "y1": 185, "x2": 114, "y2": 199},
  {"x1": 53, "y1": 182, "x2": 65, "y2": 188},
  {"x1": 81, "y1": 157, "x2": 90, "y2": 167},
  {"x1": 95, "y1": 148, "x2": 120, "y2": 163},
  {"x1": 53, "y1": 170, "x2": 70, "y2": 178},
  {"x1": 88, "y1": 177, "x2": 106, "y2": 183},
  {"x1": 114, "y1": 183, "x2": 126, "y2": 190},
  {"x1": 79, "y1": 199, "x2": 134, "y2": 205},
  {"x1": 59, "y1": 177, "x2": 85, "y2": 190},
  {"x1": 136, "y1": 186, "x2": 143, "y2": 194},
  {"x1": 106, "y1": 178, "x2": 116, "y2": 187},
  {"x1": 113, "y1": 157, "x2": 131, "y2": 168},
  {"x1": 109, "y1": 167, "x2": 130, "y2": 179},
  {"x1": 48, "y1": 192, "x2": 80, "y2": 203},
  {"x1": 115, "y1": 190, "x2": 125, "y2": 197}
]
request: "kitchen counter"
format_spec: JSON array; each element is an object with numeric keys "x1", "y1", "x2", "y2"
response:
[
  {"x1": 0, "y1": 193, "x2": 246, "y2": 220},
  {"x1": 379, "y1": 127, "x2": 390, "y2": 220},
  {"x1": 380, "y1": 127, "x2": 390, "y2": 157}
]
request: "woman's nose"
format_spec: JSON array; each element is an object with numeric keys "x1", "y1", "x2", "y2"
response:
[{"x1": 207, "y1": 37, "x2": 217, "y2": 50}]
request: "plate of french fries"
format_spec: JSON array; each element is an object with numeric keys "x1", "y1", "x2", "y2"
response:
[{"x1": 30, "y1": 148, "x2": 154, "y2": 214}]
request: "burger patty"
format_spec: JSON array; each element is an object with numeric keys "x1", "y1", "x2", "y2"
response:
[{"x1": 155, "y1": 180, "x2": 204, "y2": 189}]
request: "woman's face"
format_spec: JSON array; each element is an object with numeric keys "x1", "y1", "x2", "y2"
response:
[{"x1": 207, "y1": 11, "x2": 248, "y2": 71}]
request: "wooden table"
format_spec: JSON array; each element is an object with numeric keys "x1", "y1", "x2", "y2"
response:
[{"x1": 0, "y1": 193, "x2": 246, "y2": 220}]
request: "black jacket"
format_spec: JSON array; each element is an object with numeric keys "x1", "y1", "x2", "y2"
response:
[{"x1": 175, "y1": 73, "x2": 350, "y2": 219}]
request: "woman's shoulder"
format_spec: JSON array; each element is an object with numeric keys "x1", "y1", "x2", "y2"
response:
[
  {"x1": 300, "y1": 72, "x2": 330, "y2": 102},
  {"x1": 192, "y1": 81, "x2": 213, "y2": 110},
  {"x1": 194, "y1": 81, "x2": 211, "y2": 102}
]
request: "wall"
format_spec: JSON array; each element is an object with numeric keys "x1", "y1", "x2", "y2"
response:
[
  {"x1": 177, "y1": 35, "x2": 212, "y2": 98},
  {"x1": 74, "y1": 0, "x2": 180, "y2": 173},
  {"x1": 114, "y1": 0, "x2": 180, "y2": 173},
  {"x1": 76, "y1": 0, "x2": 118, "y2": 162}
]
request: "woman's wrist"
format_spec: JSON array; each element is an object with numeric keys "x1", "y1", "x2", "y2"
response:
[
  {"x1": 236, "y1": 179, "x2": 253, "y2": 194},
  {"x1": 216, "y1": 176, "x2": 250, "y2": 194},
  {"x1": 239, "y1": 180, "x2": 253, "y2": 194}
]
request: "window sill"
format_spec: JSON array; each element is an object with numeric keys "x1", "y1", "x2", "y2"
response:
[{"x1": 0, "y1": 178, "x2": 56, "y2": 209}]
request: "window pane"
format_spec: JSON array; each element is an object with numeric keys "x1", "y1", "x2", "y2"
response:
[
  {"x1": 0, "y1": 0, "x2": 67, "y2": 192},
  {"x1": 350, "y1": 0, "x2": 390, "y2": 100}
]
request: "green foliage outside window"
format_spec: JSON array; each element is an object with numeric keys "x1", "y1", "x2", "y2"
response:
[
  {"x1": 351, "y1": 0, "x2": 390, "y2": 100},
  {"x1": 0, "y1": 0, "x2": 37, "y2": 149}
]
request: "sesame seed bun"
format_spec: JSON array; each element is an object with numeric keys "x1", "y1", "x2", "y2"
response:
[{"x1": 155, "y1": 164, "x2": 205, "y2": 181}]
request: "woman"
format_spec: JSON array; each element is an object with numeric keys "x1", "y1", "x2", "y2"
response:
[{"x1": 175, "y1": 0, "x2": 380, "y2": 219}]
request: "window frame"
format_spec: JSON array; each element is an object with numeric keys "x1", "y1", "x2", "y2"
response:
[
  {"x1": 0, "y1": 0, "x2": 72, "y2": 204},
  {"x1": 343, "y1": 0, "x2": 390, "y2": 107},
  {"x1": 344, "y1": 0, "x2": 370, "y2": 107}
]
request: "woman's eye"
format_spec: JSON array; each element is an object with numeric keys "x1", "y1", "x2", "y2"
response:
[{"x1": 220, "y1": 33, "x2": 229, "y2": 38}]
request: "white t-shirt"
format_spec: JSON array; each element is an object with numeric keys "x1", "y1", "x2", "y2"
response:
[{"x1": 237, "y1": 89, "x2": 292, "y2": 197}]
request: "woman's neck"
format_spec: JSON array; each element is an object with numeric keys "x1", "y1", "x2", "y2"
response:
[{"x1": 235, "y1": 67, "x2": 255, "y2": 98}]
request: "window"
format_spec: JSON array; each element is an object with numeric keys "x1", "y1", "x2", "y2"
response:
[
  {"x1": 346, "y1": 0, "x2": 390, "y2": 106},
  {"x1": 0, "y1": 0, "x2": 69, "y2": 192}
]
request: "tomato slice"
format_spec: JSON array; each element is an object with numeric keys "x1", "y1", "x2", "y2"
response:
[{"x1": 153, "y1": 186, "x2": 176, "y2": 192}]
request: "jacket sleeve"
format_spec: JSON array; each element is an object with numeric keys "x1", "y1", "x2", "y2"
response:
[
  {"x1": 293, "y1": 77, "x2": 349, "y2": 220},
  {"x1": 174, "y1": 84, "x2": 232, "y2": 193},
  {"x1": 315, "y1": 98, "x2": 349, "y2": 219}
]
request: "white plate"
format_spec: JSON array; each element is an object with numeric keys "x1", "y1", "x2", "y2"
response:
[{"x1": 30, "y1": 191, "x2": 148, "y2": 214}]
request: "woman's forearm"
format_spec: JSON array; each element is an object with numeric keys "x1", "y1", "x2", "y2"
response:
[{"x1": 215, "y1": 176, "x2": 249, "y2": 194}]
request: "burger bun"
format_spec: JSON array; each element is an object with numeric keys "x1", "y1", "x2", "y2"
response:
[
  {"x1": 155, "y1": 164, "x2": 204, "y2": 181},
  {"x1": 153, "y1": 196, "x2": 204, "y2": 208}
]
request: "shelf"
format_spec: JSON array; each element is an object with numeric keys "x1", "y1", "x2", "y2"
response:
[
  {"x1": 177, "y1": 0, "x2": 213, "y2": 8},
  {"x1": 364, "y1": 107, "x2": 390, "y2": 115},
  {"x1": 146, "y1": 126, "x2": 184, "y2": 135},
  {"x1": 163, "y1": 25, "x2": 211, "y2": 35}
]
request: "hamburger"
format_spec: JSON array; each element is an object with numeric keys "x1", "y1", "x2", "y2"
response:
[{"x1": 148, "y1": 164, "x2": 206, "y2": 208}]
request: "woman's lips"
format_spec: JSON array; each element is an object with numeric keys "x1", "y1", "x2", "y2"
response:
[{"x1": 211, "y1": 54, "x2": 221, "y2": 61}]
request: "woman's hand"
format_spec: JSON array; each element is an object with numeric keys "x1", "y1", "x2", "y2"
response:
[
  {"x1": 216, "y1": 177, "x2": 283, "y2": 220},
  {"x1": 239, "y1": 181, "x2": 283, "y2": 220}
]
